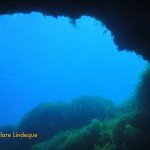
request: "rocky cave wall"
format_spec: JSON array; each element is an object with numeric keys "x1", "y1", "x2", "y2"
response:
[{"x1": 0, "y1": 0, "x2": 150, "y2": 61}]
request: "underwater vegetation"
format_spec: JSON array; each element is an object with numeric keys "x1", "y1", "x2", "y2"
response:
[
  {"x1": 16, "y1": 96, "x2": 115, "y2": 141},
  {"x1": 1, "y1": 65, "x2": 150, "y2": 150},
  {"x1": 0, "y1": 96, "x2": 115, "y2": 150},
  {"x1": 30, "y1": 111, "x2": 149, "y2": 150},
  {"x1": 31, "y1": 119, "x2": 115, "y2": 150},
  {"x1": 135, "y1": 64, "x2": 150, "y2": 110}
]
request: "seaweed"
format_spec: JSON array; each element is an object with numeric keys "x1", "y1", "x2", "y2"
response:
[
  {"x1": 31, "y1": 119, "x2": 115, "y2": 150},
  {"x1": 10, "y1": 96, "x2": 115, "y2": 150},
  {"x1": 135, "y1": 63, "x2": 150, "y2": 110}
]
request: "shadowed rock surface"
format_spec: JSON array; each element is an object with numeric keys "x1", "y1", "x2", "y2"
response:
[{"x1": 0, "y1": 0, "x2": 150, "y2": 61}]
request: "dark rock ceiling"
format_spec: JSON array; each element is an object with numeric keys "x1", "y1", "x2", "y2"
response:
[{"x1": 0, "y1": 0, "x2": 150, "y2": 61}]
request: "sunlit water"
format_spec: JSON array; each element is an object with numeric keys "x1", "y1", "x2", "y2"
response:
[{"x1": 0, "y1": 12, "x2": 147, "y2": 125}]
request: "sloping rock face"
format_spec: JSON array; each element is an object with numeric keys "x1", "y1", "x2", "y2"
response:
[{"x1": 0, "y1": 0, "x2": 150, "y2": 61}]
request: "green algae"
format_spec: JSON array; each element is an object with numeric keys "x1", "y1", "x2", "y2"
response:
[{"x1": 31, "y1": 119, "x2": 115, "y2": 150}]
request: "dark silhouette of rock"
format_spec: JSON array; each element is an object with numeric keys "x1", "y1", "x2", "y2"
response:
[{"x1": 0, "y1": 0, "x2": 150, "y2": 61}]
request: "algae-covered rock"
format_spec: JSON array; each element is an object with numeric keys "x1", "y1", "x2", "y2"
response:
[
  {"x1": 16, "y1": 96, "x2": 115, "y2": 139},
  {"x1": 136, "y1": 64, "x2": 150, "y2": 110},
  {"x1": 15, "y1": 96, "x2": 115, "y2": 150},
  {"x1": 31, "y1": 119, "x2": 115, "y2": 150},
  {"x1": 94, "y1": 143, "x2": 116, "y2": 150}
]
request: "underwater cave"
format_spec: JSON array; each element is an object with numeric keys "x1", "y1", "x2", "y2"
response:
[{"x1": 0, "y1": 1, "x2": 150, "y2": 150}]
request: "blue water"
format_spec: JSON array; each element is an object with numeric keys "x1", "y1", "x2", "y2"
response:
[{"x1": 0, "y1": 12, "x2": 147, "y2": 125}]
